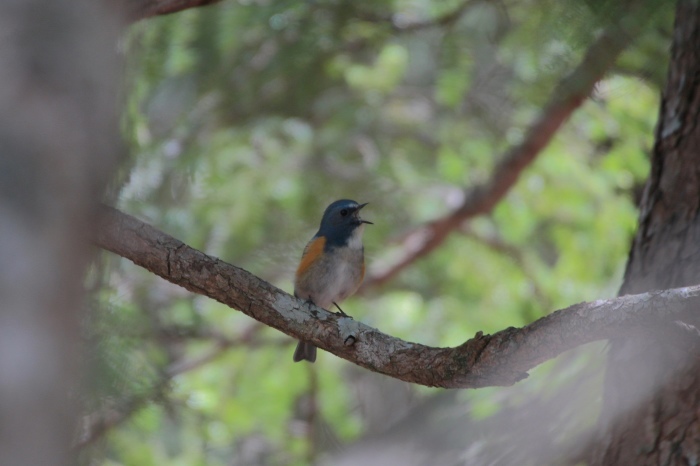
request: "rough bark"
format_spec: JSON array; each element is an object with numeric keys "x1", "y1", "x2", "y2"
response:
[{"x1": 592, "y1": 1, "x2": 700, "y2": 464}]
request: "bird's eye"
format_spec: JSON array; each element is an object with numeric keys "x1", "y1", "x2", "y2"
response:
[{"x1": 340, "y1": 209, "x2": 348, "y2": 216}]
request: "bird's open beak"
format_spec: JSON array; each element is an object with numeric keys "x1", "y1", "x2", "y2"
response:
[{"x1": 356, "y1": 203, "x2": 373, "y2": 224}]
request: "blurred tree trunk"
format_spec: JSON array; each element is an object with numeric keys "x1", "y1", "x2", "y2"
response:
[
  {"x1": 0, "y1": 0, "x2": 124, "y2": 465},
  {"x1": 592, "y1": 1, "x2": 700, "y2": 464}
]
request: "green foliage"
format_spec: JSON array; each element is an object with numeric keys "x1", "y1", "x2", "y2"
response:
[{"x1": 87, "y1": 0, "x2": 671, "y2": 464}]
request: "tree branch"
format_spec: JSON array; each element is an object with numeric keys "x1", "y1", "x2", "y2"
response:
[
  {"x1": 127, "y1": 0, "x2": 222, "y2": 22},
  {"x1": 165, "y1": 324, "x2": 291, "y2": 377},
  {"x1": 95, "y1": 206, "x2": 700, "y2": 389},
  {"x1": 362, "y1": 22, "x2": 634, "y2": 290}
]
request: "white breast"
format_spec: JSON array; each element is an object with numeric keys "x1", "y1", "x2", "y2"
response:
[{"x1": 346, "y1": 224, "x2": 365, "y2": 250}]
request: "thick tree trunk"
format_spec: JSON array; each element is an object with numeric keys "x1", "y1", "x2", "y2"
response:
[
  {"x1": 592, "y1": 1, "x2": 700, "y2": 464},
  {"x1": 0, "y1": 1, "x2": 124, "y2": 464}
]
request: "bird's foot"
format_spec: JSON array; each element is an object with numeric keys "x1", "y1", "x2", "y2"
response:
[{"x1": 333, "y1": 302, "x2": 352, "y2": 318}]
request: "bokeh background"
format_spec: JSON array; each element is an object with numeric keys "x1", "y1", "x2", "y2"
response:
[{"x1": 80, "y1": 0, "x2": 671, "y2": 464}]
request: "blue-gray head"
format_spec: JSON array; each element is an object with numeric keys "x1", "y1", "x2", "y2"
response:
[{"x1": 317, "y1": 199, "x2": 372, "y2": 246}]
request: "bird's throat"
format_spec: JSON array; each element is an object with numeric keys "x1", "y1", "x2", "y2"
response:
[{"x1": 346, "y1": 224, "x2": 365, "y2": 250}]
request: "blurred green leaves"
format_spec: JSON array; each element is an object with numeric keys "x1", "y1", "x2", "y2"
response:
[{"x1": 85, "y1": 0, "x2": 670, "y2": 464}]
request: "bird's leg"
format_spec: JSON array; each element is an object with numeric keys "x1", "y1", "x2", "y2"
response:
[{"x1": 333, "y1": 302, "x2": 352, "y2": 318}]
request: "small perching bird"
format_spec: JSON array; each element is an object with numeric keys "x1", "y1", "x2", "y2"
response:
[{"x1": 292, "y1": 199, "x2": 372, "y2": 363}]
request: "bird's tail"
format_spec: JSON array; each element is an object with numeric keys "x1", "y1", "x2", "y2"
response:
[{"x1": 293, "y1": 340, "x2": 317, "y2": 363}]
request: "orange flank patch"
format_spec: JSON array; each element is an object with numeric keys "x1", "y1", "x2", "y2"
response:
[{"x1": 296, "y1": 236, "x2": 326, "y2": 278}]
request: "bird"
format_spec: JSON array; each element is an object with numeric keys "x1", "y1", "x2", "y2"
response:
[{"x1": 293, "y1": 199, "x2": 372, "y2": 363}]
